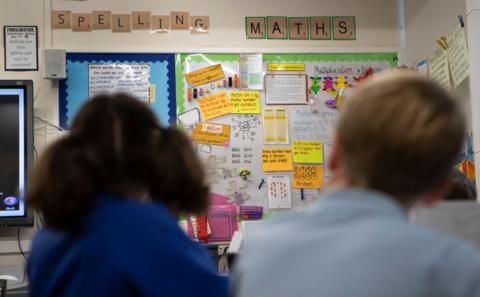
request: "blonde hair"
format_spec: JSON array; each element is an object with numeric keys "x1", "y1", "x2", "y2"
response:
[{"x1": 337, "y1": 70, "x2": 465, "y2": 202}]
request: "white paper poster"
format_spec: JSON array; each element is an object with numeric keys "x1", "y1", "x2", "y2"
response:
[
  {"x1": 447, "y1": 25, "x2": 469, "y2": 87},
  {"x1": 267, "y1": 175, "x2": 292, "y2": 209},
  {"x1": 4, "y1": 26, "x2": 38, "y2": 70},
  {"x1": 428, "y1": 49, "x2": 450, "y2": 89},
  {"x1": 265, "y1": 74, "x2": 308, "y2": 104},
  {"x1": 88, "y1": 64, "x2": 151, "y2": 101},
  {"x1": 240, "y1": 54, "x2": 263, "y2": 90},
  {"x1": 263, "y1": 107, "x2": 289, "y2": 144}
]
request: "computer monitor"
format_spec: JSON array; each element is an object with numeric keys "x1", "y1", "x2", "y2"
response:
[{"x1": 0, "y1": 80, "x2": 33, "y2": 228}]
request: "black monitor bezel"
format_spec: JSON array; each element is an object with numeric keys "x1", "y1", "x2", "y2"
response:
[{"x1": 0, "y1": 80, "x2": 34, "y2": 228}]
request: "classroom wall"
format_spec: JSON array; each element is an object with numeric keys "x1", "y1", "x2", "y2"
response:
[
  {"x1": 405, "y1": 0, "x2": 471, "y2": 133},
  {"x1": 405, "y1": 0, "x2": 466, "y2": 65},
  {"x1": 0, "y1": 0, "x2": 401, "y2": 272}
]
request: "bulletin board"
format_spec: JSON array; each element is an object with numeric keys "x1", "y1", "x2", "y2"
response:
[
  {"x1": 176, "y1": 53, "x2": 397, "y2": 213},
  {"x1": 59, "y1": 53, "x2": 176, "y2": 129}
]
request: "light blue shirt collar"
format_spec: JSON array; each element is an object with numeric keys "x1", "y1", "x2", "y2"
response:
[{"x1": 313, "y1": 187, "x2": 407, "y2": 221}]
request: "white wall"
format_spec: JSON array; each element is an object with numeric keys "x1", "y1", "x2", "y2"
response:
[
  {"x1": 51, "y1": 0, "x2": 400, "y2": 51},
  {"x1": 405, "y1": 0, "x2": 471, "y2": 131},
  {"x1": 0, "y1": 0, "x2": 400, "y2": 271},
  {"x1": 405, "y1": 0, "x2": 466, "y2": 65}
]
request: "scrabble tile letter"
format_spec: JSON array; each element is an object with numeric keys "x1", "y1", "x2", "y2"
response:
[
  {"x1": 190, "y1": 16, "x2": 209, "y2": 34},
  {"x1": 288, "y1": 17, "x2": 308, "y2": 40},
  {"x1": 310, "y1": 17, "x2": 331, "y2": 40},
  {"x1": 132, "y1": 11, "x2": 151, "y2": 30},
  {"x1": 171, "y1": 11, "x2": 189, "y2": 30},
  {"x1": 92, "y1": 11, "x2": 111, "y2": 30},
  {"x1": 72, "y1": 13, "x2": 91, "y2": 32},
  {"x1": 112, "y1": 14, "x2": 131, "y2": 32},
  {"x1": 151, "y1": 15, "x2": 170, "y2": 32},
  {"x1": 267, "y1": 16, "x2": 287, "y2": 39},
  {"x1": 332, "y1": 16, "x2": 355, "y2": 40},
  {"x1": 245, "y1": 17, "x2": 266, "y2": 39},
  {"x1": 51, "y1": 11, "x2": 71, "y2": 29}
]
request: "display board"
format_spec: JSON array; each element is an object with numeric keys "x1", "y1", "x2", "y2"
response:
[
  {"x1": 176, "y1": 53, "x2": 397, "y2": 212},
  {"x1": 59, "y1": 53, "x2": 176, "y2": 129}
]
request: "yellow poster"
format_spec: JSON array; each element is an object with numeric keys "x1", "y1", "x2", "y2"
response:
[
  {"x1": 293, "y1": 165, "x2": 323, "y2": 189},
  {"x1": 293, "y1": 141, "x2": 323, "y2": 163},
  {"x1": 262, "y1": 148, "x2": 293, "y2": 172},
  {"x1": 198, "y1": 91, "x2": 232, "y2": 120},
  {"x1": 185, "y1": 64, "x2": 225, "y2": 87},
  {"x1": 192, "y1": 122, "x2": 231, "y2": 146},
  {"x1": 263, "y1": 108, "x2": 289, "y2": 144},
  {"x1": 267, "y1": 63, "x2": 305, "y2": 71},
  {"x1": 230, "y1": 91, "x2": 261, "y2": 114}
]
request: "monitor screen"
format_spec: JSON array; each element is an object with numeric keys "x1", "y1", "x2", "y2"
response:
[
  {"x1": 0, "y1": 80, "x2": 33, "y2": 227},
  {"x1": 0, "y1": 88, "x2": 25, "y2": 217}
]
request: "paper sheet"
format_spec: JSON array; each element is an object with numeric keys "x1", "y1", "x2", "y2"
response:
[
  {"x1": 263, "y1": 107, "x2": 289, "y2": 144},
  {"x1": 428, "y1": 49, "x2": 450, "y2": 89},
  {"x1": 239, "y1": 54, "x2": 263, "y2": 90},
  {"x1": 265, "y1": 74, "x2": 307, "y2": 104},
  {"x1": 267, "y1": 175, "x2": 292, "y2": 209},
  {"x1": 88, "y1": 64, "x2": 150, "y2": 101},
  {"x1": 447, "y1": 25, "x2": 469, "y2": 87}
]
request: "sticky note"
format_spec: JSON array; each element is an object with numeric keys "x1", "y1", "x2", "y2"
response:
[
  {"x1": 230, "y1": 91, "x2": 260, "y2": 114},
  {"x1": 293, "y1": 165, "x2": 323, "y2": 189},
  {"x1": 293, "y1": 141, "x2": 323, "y2": 163},
  {"x1": 198, "y1": 91, "x2": 232, "y2": 120},
  {"x1": 267, "y1": 63, "x2": 305, "y2": 71},
  {"x1": 192, "y1": 122, "x2": 231, "y2": 146},
  {"x1": 185, "y1": 64, "x2": 225, "y2": 87},
  {"x1": 262, "y1": 148, "x2": 293, "y2": 172}
]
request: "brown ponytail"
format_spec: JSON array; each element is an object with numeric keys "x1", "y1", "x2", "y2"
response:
[{"x1": 27, "y1": 93, "x2": 210, "y2": 230}]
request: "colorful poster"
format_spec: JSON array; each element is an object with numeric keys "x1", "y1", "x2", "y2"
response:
[
  {"x1": 198, "y1": 91, "x2": 232, "y2": 120},
  {"x1": 267, "y1": 175, "x2": 292, "y2": 209},
  {"x1": 230, "y1": 91, "x2": 261, "y2": 114},
  {"x1": 293, "y1": 165, "x2": 323, "y2": 189},
  {"x1": 293, "y1": 141, "x2": 323, "y2": 163},
  {"x1": 192, "y1": 122, "x2": 231, "y2": 146},
  {"x1": 185, "y1": 64, "x2": 225, "y2": 87},
  {"x1": 263, "y1": 107, "x2": 289, "y2": 144},
  {"x1": 262, "y1": 148, "x2": 293, "y2": 172}
]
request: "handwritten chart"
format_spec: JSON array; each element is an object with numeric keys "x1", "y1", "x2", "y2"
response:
[{"x1": 88, "y1": 64, "x2": 150, "y2": 101}]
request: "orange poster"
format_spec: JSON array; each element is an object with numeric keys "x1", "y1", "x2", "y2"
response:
[
  {"x1": 185, "y1": 64, "x2": 225, "y2": 87},
  {"x1": 192, "y1": 122, "x2": 231, "y2": 146},
  {"x1": 292, "y1": 165, "x2": 323, "y2": 189},
  {"x1": 262, "y1": 148, "x2": 293, "y2": 172},
  {"x1": 198, "y1": 91, "x2": 232, "y2": 120}
]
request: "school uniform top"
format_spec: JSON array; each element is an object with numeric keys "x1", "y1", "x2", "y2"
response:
[
  {"x1": 27, "y1": 194, "x2": 229, "y2": 297},
  {"x1": 235, "y1": 188, "x2": 480, "y2": 297}
]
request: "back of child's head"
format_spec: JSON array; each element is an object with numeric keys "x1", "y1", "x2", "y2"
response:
[
  {"x1": 28, "y1": 93, "x2": 209, "y2": 230},
  {"x1": 337, "y1": 70, "x2": 465, "y2": 205}
]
